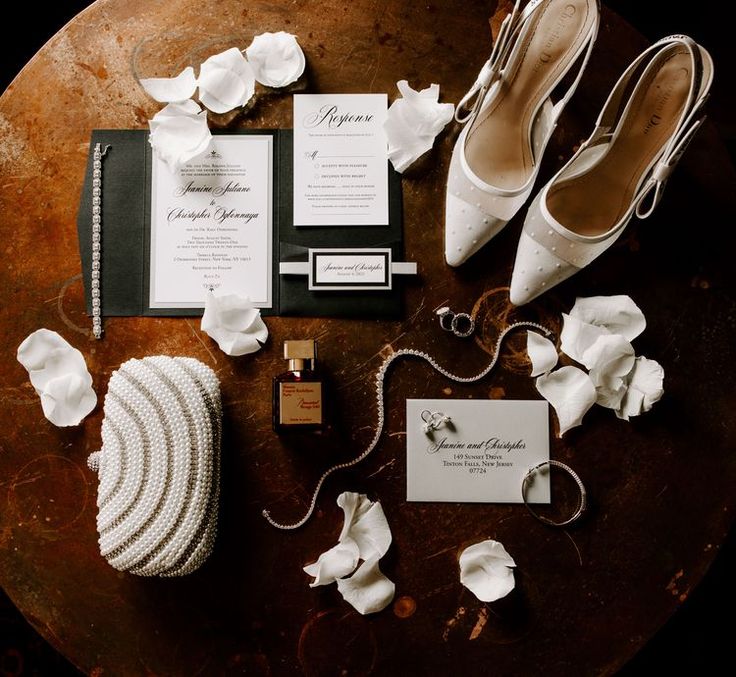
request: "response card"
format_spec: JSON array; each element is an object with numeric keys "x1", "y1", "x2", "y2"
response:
[
  {"x1": 293, "y1": 93, "x2": 389, "y2": 226},
  {"x1": 406, "y1": 399, "x2": 551, "y2": 503}
]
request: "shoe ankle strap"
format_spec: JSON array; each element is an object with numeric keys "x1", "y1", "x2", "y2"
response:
[
  {"x1": 455, "y1": 0, "x2": 599, "y2": 130},
  {"x1": 581, "y1": 35, "x2": 713, "y2": 220},
  {"x1": 455, "y1": 0, "x2": 528, "y2": 124}
]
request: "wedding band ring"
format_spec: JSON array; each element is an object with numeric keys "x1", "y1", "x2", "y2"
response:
[
  {"x1": 451, "y1": 312, "x2": 475, "y2": 338},
  {"x1": 521, "y1": 460, "x2": 587, "y2": 527}
]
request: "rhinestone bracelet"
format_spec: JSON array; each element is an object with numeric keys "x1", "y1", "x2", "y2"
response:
[
  {"x1": 91, "y1": 143, "x2": 111, "y2": 339},
  {"x1": 263, "y1": 321, "x2": 554, "y2": 530}
]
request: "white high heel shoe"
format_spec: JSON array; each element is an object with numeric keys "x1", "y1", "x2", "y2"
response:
[
  {"x1": 445, "y1": 0, "x2": 600, "y2": 267},
  {"x1": 509, "y1": 35, "x2": 714, "y2": 305}
]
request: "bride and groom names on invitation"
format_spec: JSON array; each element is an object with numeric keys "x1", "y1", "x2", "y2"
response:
[
  {"x1": 149, "y1": 135, "x2": 273, "y2": 309},
  {"x1": 426, "y1": 436, "x2": 528, "y2": 473}
]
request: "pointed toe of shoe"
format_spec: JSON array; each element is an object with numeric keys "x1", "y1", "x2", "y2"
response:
[
  {"x1": 444, "y1": 194, "x2": 507, "y2": 267},
  {"x1": 509, "y1": 231, "x2": 577, "y2": 306}
]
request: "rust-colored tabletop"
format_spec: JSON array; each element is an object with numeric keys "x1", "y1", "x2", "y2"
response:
[{"x1": 1, "y1": 1, "x2": 735, "y2": 675}]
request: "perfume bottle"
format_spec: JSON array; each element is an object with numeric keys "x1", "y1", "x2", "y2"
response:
[{"x1": 273, "y1": 340, "x2": 325, "y2": 433}]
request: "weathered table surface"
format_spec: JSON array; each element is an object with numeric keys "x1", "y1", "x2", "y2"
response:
[{"x1": 1, "y1": 1, "x2": 735, "y2": 675}]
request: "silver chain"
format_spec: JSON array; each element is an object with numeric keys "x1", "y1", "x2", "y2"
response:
[
  {"x1": 91, "y1": 143, "x2": 111, "y2": 340},
  {"x1": 263, "y1": 321, "x2": 553, "y2": 530}
]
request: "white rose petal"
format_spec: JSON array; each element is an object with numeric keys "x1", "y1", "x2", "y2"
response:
[
  {"x1": 245, "y1": 31, "x2": 306, "y2": 88},
  {"x1": 569, "y1": 295, "x2": 646, "y2": 341},
  {"x1": 198, "y1": 47, "x2": 255, "y2": 114},
  {"x1": 616, "y1": 356, "x2": 665, "y2": 420},
  {"x1": 336, "y1": 493, "x2": 392, "y2": 561},
  {"x1": 149, "y1": 100, "x2": 212, "y2": 173},
  {"x1": 336, "y1": 557, "x2": 395, "y2": 615},
  {"x1": 303, "y1": 537, "x2": 360, "y2": 588},
  {"x1": 581, "y1": 333, "x2": 635, "y2": 375},
  {"x1": 139, "y1": 66, "x2": 198, "y2": 103},
  {"x1": 39, "y1": 373, "x2": 98, "y2": 427},
  {"x1": 384, "y1": 80, "x2": 454, "y2": 173},
  {"x1": 589, "y1": 368, "x2": 627, "y2": 410},
  {"x1": 201, "y1": 290, "x2": 268, "y2": 356},
  {"x1": 16, "y1": 329, "x2": 96, "y2": 427},
  {"x1": 560, "y1": 313, "x2": 609, "y2": 365},
  {"x1": 459, "y1": 539, "x2": 516, "y2": 603},
  {"x1": 536, "y1": 366, "x2": 596, "y2": 437},
  {"x1": 304, "y1": 492, "x2": 394, "y2": 612},
  {"x1": 526, "y1": 331, "x2": 558, "y2": 376},
  {"x1": 584, "y1": 334, "x2": 636, "y2": 408}
]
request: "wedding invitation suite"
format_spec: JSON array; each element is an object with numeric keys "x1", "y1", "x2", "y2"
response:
[
  {"x1": 77, "y1": 127, "x2": 407, "y2": 319},
  {"x1": 293, "y1": 94, "x2": 389, "y2": 226},
  {"x1": 149, "y1": 135, "x2": 273, "y2": 308},
  {"x1": 406, "y1": 399, "x2": 551, "y2": 503}
]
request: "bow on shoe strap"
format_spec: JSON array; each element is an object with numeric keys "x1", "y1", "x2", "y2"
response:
[
  {"x1": 634, "y1": 112, "x2": 707, "y2": 218},
  {"x1": 455, "y1": 0, "x2": 528, "y2": 125}
]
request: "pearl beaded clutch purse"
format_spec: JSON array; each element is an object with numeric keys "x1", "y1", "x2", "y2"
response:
[{"x1": 88, "y1": 356, "x2": 222, "y2": 576}]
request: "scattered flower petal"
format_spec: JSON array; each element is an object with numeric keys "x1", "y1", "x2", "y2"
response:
[
  {"x1": 139, "y1": 66, "x2": 198, "y2": 103},
  {"x1": 336, "y1": 557, "x2": 396, "y2": 615},
  {"x1": 536, "y1": 366, "x2": 596, "y2": 437},
  {"x1": 39, "y1": 373, "x2": 98, "y2": 427},
  {"x1": 526, "y1": 331, "x2": 558, "y2": 376},
  {"x1": 198, "y1": 47, "x2": 255, "y2": 114},
  {"x1": 16, "y1": 329, "x2": 96, "y2": 427},
  {"x1": 245, "y1": 31, "x2": 306, "y2": 87},
  {"x1": 459, "y1": 539, "x2": 516, "y2": 603},
  {"x1": 384, "y1": 80, "x2": 454, "y2": 172},
  {"x1": 337, "y1": 491, "x2": 392, "y2": 560},
  {"x1": 584, "y1": 334, "x2": 636, "y2": 408},
  {"x1": 149, "y1": 100, "x2": 212, "y2": 173},
  {"x1": 581, "y1": 333, "x2": 635, "y2": 374},
  {"x1": 589, "y1": 368, "x2": 627, "y2": 410},
  {"x1": 569, "y1": 295, "x2": 646, "y2": 341},
  {"x1": 616, "y1": 357, "x2": 665, "y2": 420},
  {"x1": 560, "y1": 313, "x2": 608, "y2": 365},
  {"x1": 303, "y1": 537, "x2": 360, "y2": 588},
  {"x1": 201, "y1": 291, "x2": 268, "y2": 356}
]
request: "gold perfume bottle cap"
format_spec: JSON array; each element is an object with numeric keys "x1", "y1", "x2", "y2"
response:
[
  {"x1": 283, "y1": 340, "x2": 316, "y2": 360},
  {"x1": 284, "y1": 340, "x2": 317, "y2": 371}
]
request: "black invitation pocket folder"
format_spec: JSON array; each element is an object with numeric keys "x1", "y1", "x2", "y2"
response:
[{"x1": 77, "y1": 129, "x2": 406, "y2": 319}]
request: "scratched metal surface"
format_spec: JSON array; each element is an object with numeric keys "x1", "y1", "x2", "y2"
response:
[{"x1": 1, "y1": 0, "x2": 735, "y2": 675}]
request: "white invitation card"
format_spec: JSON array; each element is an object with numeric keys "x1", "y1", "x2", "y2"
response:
[
  {"x1": 406, "y1": 399, "x2": 551, "y2": 503},
  {"x1": 293, "y1": 93, "x2": 389, "y2": 226},
  {"x1": 149, "y1": 135, "x2": 273, "y2": 308}
]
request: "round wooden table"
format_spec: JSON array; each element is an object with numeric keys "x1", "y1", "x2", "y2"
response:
[{"x1": 1, "y1": 1, "x2": 735, "y2": 674}]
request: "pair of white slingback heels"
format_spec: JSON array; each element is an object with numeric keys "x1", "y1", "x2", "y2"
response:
[{"x1": 444, "y1": 0, "x2": 714, "y2": 305}]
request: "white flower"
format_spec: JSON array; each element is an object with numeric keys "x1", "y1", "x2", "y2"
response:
[
  {"x1": 526, "y1": 331, "x2": 558, "y2": 376},
  {"x1": 616, "y1": 356, "x2": 665, "y2": 420},
  {"x1": 336, "y1": 490, "x2": 392, "y2": 560},
  {"x1": 139, "y1": 66, "x2": 197, "y2": 103},
  {"x1": 200, "y1": 291, "x2": 268, "y2": 356},
  {"x1": 303, "y1": 538, "x2": 360, "y2": 588},
  {"x1": 336, "y1": 557, "x2": 395, "y2": 615},
  {"x1": 197, "y1": 48, "x2": 256, "y2": 114},
  {"x1": 148, "y1": 100, "x2": 212, "y2": 173},
  {"x1": 245, "y1": 31, "x2": 306, "y2": 88},
  {"x1": 569, "y1": 295, "x2": 646, "y2": 341},
  {"x1": 16, "y1": 329, "x2": 96, "y2": 427},
  {"x1": 304, "y1": 492, "x2": 395, "y2": 615},
  {"x1": 459, "y1": 539, "x2": 516, "y2": 603},
  {"x1": 384, "y1": 80, "x2": 455, "y2": 172},
  {"x1": 536, "y1": 366, "x2": 596, "y2": 437}
]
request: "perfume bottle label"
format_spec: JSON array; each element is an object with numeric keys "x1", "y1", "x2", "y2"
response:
[{"x1": 279, "y1": 382, "x2": 323, "y2": 425}]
